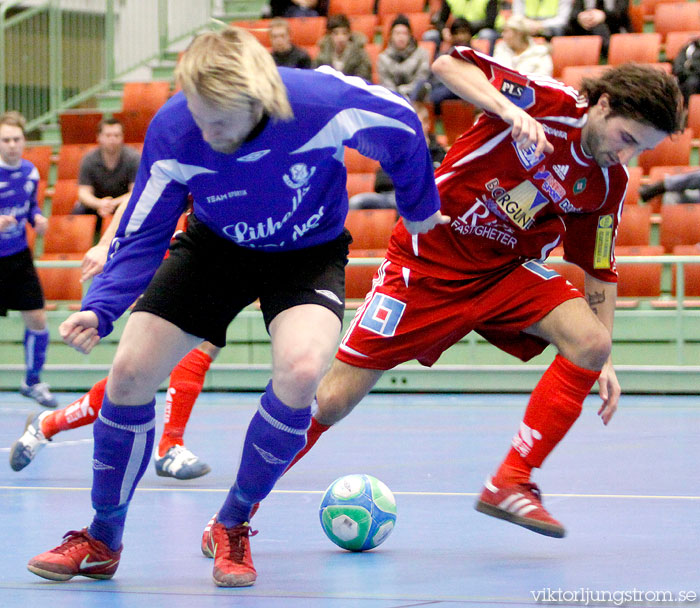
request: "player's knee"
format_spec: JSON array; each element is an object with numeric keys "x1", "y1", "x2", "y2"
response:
[
  {"x1": 108, "y1": 356, "x2": 152, "y2": 401},
  {"x1": 277, "y1": 349, "x2": 329, "y2": 394},
  {"x1": 577, "y1": 325, "x2": 612, "y2": 370}
]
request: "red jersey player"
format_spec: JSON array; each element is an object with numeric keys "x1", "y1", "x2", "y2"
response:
[{"x1": 272, "y1": 50, "x2": 684, "y2": 538}]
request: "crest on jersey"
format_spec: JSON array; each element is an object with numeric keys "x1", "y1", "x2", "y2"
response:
[
  {"x1": 283, "y1": 163, "x2": 316, "y2": 189},
  {"x1": 513, "y1": 141, "x2": 545, "y2": 171}
]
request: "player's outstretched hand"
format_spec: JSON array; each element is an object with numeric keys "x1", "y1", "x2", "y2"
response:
[
  {"x1": 403, "y1": 210, "x2": 451, "y2": 235},
  {"x1": 597, "y1": 360, "x2": 620, "y2": 425},
  {"x1": 59, "y1": 311, "x2": 101, "y2": 354}
]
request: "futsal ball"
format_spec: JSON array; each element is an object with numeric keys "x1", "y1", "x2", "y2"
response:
[{"x1": 319, "y1": 474, "x2": 397, "y2": 552}]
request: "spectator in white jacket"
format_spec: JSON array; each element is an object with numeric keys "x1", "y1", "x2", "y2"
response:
[{"x1": 492, "y1": 15, "x2": 554, "y2": 77}]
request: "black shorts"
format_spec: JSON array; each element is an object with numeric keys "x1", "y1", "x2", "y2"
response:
[
  {"x1": 133, "y1": 215, "x2": 351, "y2": 347},
  {"x1": 0, "y1": 248, "x2": 44, "y2": 316}
]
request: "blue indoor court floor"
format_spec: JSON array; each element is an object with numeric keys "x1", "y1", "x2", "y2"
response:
[{"x1": 0, "y1": 391, "x2": 698, "y2": 608}]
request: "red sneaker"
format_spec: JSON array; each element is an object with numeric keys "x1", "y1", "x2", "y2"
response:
[
  {"x1": 27, "y1": 528, "x2": 122, "y2": 581},
  {"x1": 201, "y1": 503, "x2": 260, "y2": 559},
  {"x1": 210, "y1": 522, "x2": 257, "y2": 587},
  {"x1": 475, "y1": 478, "x2": 566, "y2": 538}
]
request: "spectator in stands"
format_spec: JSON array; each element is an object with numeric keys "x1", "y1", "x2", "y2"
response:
[
  {"x1": 269, "y1": 0, "x2": 328, "y2": 18},
  {"x1": 511, "y1": 0, "x2": 573, "y2": 39},
  {"x1": 269, "y1": 18, "x2": 312, "y2": 69},
  {"x1": 567, "y1": 0, "x2": 630, "y2": 58},
  {"x1": 640, "y1": 169, "x2": 700, "y2": 204},
  {"x1": 492, "y1": 15, "x2": 554, "y2": 77},
  {"x1": 428, "y1": 18, "x2": 474, "y2": 112},
  {"x1": 0, "y1": 111, "x2": 57, "y2": 408},
  {"x1": 377, "y1": 14, "x2": 432, "y2": 101},
  {"x1": 349, "y1": 101, "x2": 447, "y2": 210},
  {"x1": 72, "y1": 117, "x2": 139, "y2": 233},
  {"x1": 315, "y1": 14, "x2": 372, "y2": 82},
  {"x1": 425, "y1": 0, "x2": 500, "y2": 52},
  {"x1": 672, "y1": 36, "x2": 700, "y2": 103}
]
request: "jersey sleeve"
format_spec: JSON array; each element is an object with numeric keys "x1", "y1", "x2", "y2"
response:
[
  {"x1": 26, "y1": 165, "x2": 42, "y2": 224},
  {"x1": 560, "y1": 178, "x2": 627, "y2": 283},
  {"x1": 315, "y1": 67, "x2": 441, "y2": 222},
  {"x1": 81, "y1": 115, "x2": 190, "y2": 337}
]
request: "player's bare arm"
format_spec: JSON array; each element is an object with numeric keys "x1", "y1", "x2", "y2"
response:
[
  {"x1": 431, "y1": 54, "x2": 553, "y2": 157},
  {"x1": 584, "y1": 273, "x2": 620, "y2": 424},
  {"x1": 81, "y1": 197, "x2": 128, "y2": 282}
]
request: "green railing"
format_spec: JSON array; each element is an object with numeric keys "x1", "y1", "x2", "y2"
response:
[{"x1": 0, "y1": 0, "x2": 220, "y2": 133}]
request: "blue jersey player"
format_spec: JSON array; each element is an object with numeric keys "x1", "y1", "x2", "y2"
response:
[
  {"x1": 28, "y1": 26, "x2": 449, "y2": 587},
  {"x1": 0, "y1": 111, "x2": 57, "y2": 408}
]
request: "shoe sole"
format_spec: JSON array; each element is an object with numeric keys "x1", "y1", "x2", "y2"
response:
[
  {"x1": 212, "y1": 572, "x2": 256, "y2": 587},
  {"x1": 475, "y1": 500, "x2": 566, "y2": 538},
  {"x1": 9, "y1": 413, "x2": 40, "y2": 472},
  {"x1": 155, "y1": 462, "x2": 212, "y2": 480},
  {"x1": 27, "y1": 564, "x2": 115, "y2": 581}
]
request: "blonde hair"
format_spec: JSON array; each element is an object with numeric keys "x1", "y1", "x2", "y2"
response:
[
  {"x1": 0, "y1": 110, "x2": 27, "y2": 134},
  {"x1": 175, "y1": 26, "x2": 293, "y2": 120}
]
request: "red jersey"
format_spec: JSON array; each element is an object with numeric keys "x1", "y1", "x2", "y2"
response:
[{"x1": 387, "y1": 47, "x2": 628, "y2": 283}]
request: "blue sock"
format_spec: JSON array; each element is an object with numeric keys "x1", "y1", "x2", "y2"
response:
[
  {"x1": 88, "y1": 394, "x2": 155, "y2": 551},
  {"x1": 24, "y1": 327, "x2": 49, "y2": 386},
  {"x1": 218, "y1": 381, "x2": 311, "y2": 527}
]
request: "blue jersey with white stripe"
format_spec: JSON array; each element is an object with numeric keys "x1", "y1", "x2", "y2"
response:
[
  {"x1": 0, "y1": 159, "x2": 41, "y2": 257},
  {"x1": 83, "y1": 66, "x2": 441, "y2": 337}
]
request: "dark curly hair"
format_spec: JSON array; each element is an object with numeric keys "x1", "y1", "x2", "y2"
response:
[{"x1": 580, "y1": 63, "x2": 685, "y2": 135}]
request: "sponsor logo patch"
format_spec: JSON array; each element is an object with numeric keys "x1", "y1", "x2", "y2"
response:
[
  {"x1": 494, "y1": 180, "x2": 549, "y2": 230},
  {"x1": 513, "y1": 141, "x2": 545, "y2": 171},
  {"x1": 534, "y1": 170, "x2": 566, "y2": 203},
  {"x1": 593, "y1": 214, "x2": 614, "y2": 269}
]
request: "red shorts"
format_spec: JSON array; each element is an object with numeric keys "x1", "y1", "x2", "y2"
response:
[{"x1": 337, "y1": 259, "x2": 583, "y2": 370}]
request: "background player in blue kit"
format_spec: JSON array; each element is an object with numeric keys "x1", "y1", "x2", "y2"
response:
[
  {"x1": 0, "y1": 111, "x2": 57, "y2": 409},
  {"x1": 27, "y1": 26, "x2": 449, "y2": 587}
]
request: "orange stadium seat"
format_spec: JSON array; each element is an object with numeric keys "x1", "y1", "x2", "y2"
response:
[
  {"x1": 344, "y1": 147, "x2": 381, "y2": 174},
  {"x1": 686, "y1": 94, "x2": 700, "y2": 140},
  {"x1": 672, "y1": 244, "x2": 700, "y2": 298},
  {"x1": 230, "y1": 19, "x2": 272, "y2": 46},
  {"x1": 22, "y1": 145, "x2": 52, "y2": 182},
  {"x1": 49, "y1": 179, "x2": 80, "y2": 215},
  {"x1": 559, "y1": 64, "x2": 610, "y2": 90},
  {"x1": 36, "y1": 180, "x2": 47, "y2": 209},
  {"x1": 607, "y1": 32, "x2": 661, "y2": 65},
  {"x1": 288, "y1": 16, "x2": 326, "y2": 46},
  {"x1": 365, "y1": 42, "x2": 381, "y2": 82},
  {"x1": 550, "y1": 35, "x2": 602, "y2": 78},
  {"x1": 659, "y1": 203, "x2": 700, "y2": 253},
  {"x1": 624, "y1": 166, "x2": 643, "y2": 206},
  {"x1": 112, "y1": 110, "x2": 152, "y2": 144},
  {"x1": 440, "y1": 99, "x2": 476, "y2": 145},
  {"x1": 346, "y1": 172, "x2": 377, "y2": 198},
  {"x1": 616, "y1": 204, "x2": 651, "y2": 246},
  {"x1": 628, "y1": 3, "x2": 644, "y2": 32},
  {"x1": 377, "y1": 0, "x2": 426, "y2": 17},
  {"x1": 637, "y1": 129, "x2": 692, "y2": 175},
  {"x1": 664, "y1": 31, "x2": 700, "y2": 61},
  {"x1": 345, "y1": 208, "x2": 397, "y2": 250},
  {"x1": 36, "y1": 254, "x2": 84, "y2": 303},
  {"x1": 59, "y1": 110, "x2": 103, "y2": 145},
  {"x1": 654, "y1": 3, "x2": 700, "y2": 40},
  {"x1": 346, "y1": 249, "x2": 385, "y2": 301},
  {"x1": 329, "y1": 0, "x2": 375, "y2": 16},
  {"x1": 640, "y1": 0, "x2": 681, "y2": 19},
  {"x1": 121, "y1": 81, "x2": 170, "y2": 115},
  {"x1": 56, "y1": 144, "x2": 97, "y2": 180},
  {"x1": 42, "y1": 215, "x2": 97, "y2": 254},
  {"x1": 349, "y1": 14, "x2": 379, "y2": 42},
  {"x1": 615, "y1": 245, "x2": 664, "y2": 298}
]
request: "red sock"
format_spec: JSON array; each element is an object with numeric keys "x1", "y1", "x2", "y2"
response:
[
  {"x1": 493, "y1": 354, "x2": 600, "y2": 487},
  {"x1": 157, "y1": 348, "x2": 212, "y2": 457},
  {"x1": 40, "y1": 377, "x2": 108, "y2": 440},
  {"x1": 284, "y1": 417, "x2": 331, "y2": 473}
]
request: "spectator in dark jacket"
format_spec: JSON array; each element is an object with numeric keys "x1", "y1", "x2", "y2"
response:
[
  {"x1": 269, "y1": 18, "x2": 312, "y2": 69},
  {"x1": 567, "y1": 0, "x2": 630, "y2": 57},
  {"x1": 315, "y1": 14, "x2": 373, "y2": 81}
]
